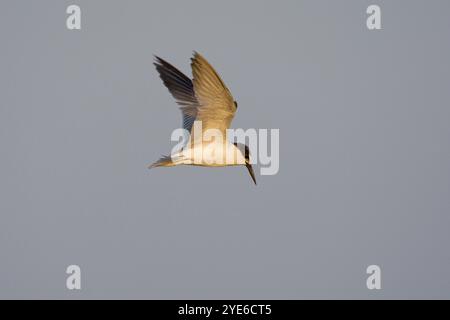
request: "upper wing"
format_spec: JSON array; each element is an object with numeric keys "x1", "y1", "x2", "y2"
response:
[
  {"x1": 190, "y1": 52, "x2": 237, "y2": 136},
  {"x1": 154, "y1": 56, "x2": 198, "y2": 133}
]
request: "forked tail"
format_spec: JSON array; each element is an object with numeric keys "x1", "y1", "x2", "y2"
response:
[{"x1": 148, "y1": 155, "x2": 175, "y2": 169}]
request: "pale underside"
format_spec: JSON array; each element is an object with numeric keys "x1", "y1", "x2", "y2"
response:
[{"x1": 173, "y1": 141, "x2": 246, "y2": 166}]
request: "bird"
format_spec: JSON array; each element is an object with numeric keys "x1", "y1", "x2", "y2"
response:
[{"x1": 148, "y1": 52, "x2": 256, "y2": 185}]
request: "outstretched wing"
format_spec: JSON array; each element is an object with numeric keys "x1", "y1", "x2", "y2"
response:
[
  {"x1": 154, "y1": 56, "x2": 198, "y2": 133},
  {"x1": 190, "y1": 52, "x2": 237, "y2": 136}
]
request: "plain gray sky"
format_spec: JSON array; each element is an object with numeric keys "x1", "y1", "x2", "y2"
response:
[{"x1": 1, "y1": 0, "x2": 450, "y2": 299}]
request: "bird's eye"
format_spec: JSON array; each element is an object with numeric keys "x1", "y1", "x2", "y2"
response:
[{"x1": 234, "y1": 101, "x2": 238, "y2": 109}]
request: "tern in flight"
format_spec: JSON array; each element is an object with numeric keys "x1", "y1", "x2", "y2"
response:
[{"x1": 148, "y1": 52, "x2": 256, "y2": 184}]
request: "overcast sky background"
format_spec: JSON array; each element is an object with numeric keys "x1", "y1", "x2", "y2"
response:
[{"x1": 1, "y1": 0, "x2": 450, "y2": 299}]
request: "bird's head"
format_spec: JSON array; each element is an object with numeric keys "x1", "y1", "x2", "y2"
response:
[{"x1": 233, "y1": 142, "x2": 257, "y2": 185}]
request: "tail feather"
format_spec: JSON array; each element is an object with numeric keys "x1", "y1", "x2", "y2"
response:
[{"x1": 148, "y1": 155, "x2": 174, "y2": 169}]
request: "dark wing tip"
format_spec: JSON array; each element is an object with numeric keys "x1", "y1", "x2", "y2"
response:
[
  {"x1": 191, "y1": 51, "x2": 206, "y2": 64},
  {"x1": 153, "y1": 54, "x2": 161, "y2": 62},
  {"x1": 153, "y1": 55, "x2": 169, "y2": 68},
  {"x1": 190, "y1": 51, "x2": 198, "y2": 64}
]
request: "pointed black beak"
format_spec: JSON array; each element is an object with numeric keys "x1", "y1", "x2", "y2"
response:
[{"x1": 246, "y1": 163, "x2": 257, "y2": 185}]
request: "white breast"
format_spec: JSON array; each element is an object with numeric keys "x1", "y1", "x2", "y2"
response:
[{"x1": 178, "y1": 141, "x2": 245, "y2": 166}]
